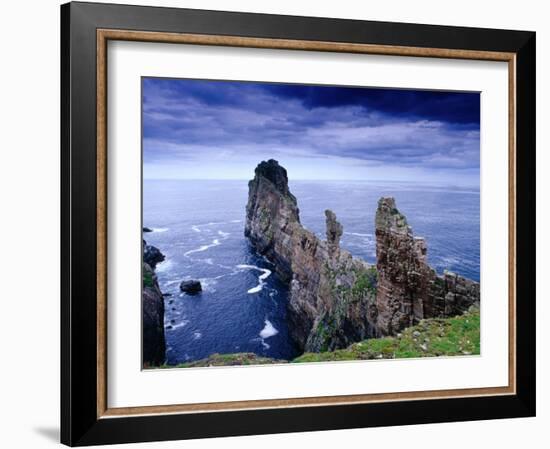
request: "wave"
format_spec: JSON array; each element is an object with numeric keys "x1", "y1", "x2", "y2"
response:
[
  {"x1": 198, "y1": 277, "x2": 218, "y2": 292},
  {"x1": 166, "y1": 319, "x2": 189, "y2": 331},
  {"x1": 259, "y1": 319, "x2": 279, "y2": 339},
  {"x1": 193, "y1": 332, "x2": 202, "y2": 340},
  {"x1": 155, "y1": 259, "x2": 173, "y2": 273},
  {"x1": 152, "y1": 227, "x2": 169, "y2": 233},
  {"x1": 184, "y1": 239, "x2": 220, "y2": 256},
  {"x1": 236, "y1": 264, "x2": 272, "y2": 294},
  {"x1": 218, "y1": 230, "x2": 230, "y2": 238},
  {"x1": 193, "y1": 219, "x2": 241, "y2": 228},
  {"x1": 345, "y1": 232, "x2": 373, "y2": 237}
]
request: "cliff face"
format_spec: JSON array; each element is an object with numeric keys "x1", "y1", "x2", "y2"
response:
[
  {"x1": 142, "y1": 242, "x2": 166, "y2": 366},
  {"x1": 245, "y1": 160, "x2": 480, "y2": 353},
  {"x1": 245, "y1": 160, "x2": 377, "y2": 352},
  {"x1": 374, "y1": 198, "x2": 480, "y2": 336}
]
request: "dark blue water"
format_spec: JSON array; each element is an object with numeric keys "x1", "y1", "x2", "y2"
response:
[{"x1": 143, "y1": 179, "x2": 479, "y2": 364}]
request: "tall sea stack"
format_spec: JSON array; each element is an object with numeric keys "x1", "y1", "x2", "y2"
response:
[
  {"x1": 245, "y1": 160, "x2": 480, "y2": 353},
  {"x1": 245, "y1": 160, "x2": 378, "y2": 351},
  {"x1": 375, "y1": 197, "x2": 480, "y2": 335}
]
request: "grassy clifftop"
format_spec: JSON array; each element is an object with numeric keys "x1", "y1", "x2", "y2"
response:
[
  {"x1": 293, "y1": 308, "x2": 480, "y2": 363},
  {"x1": 158, "y1": 308, "x2": 480, "y2": 368},
  {"x1": 162, "y1": 352, "x2": 287, "y2": 368}
]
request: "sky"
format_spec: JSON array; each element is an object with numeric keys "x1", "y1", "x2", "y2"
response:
[{"x1": 142, "y1": 77, "x2": 480, "y2": 187}]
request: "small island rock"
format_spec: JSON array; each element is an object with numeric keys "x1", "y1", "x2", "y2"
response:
[{"x1": 180, "y1": 280, "x2": 202, "y2": 295}]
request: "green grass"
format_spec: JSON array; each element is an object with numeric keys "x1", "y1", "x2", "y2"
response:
[
  {"x1": 293, "y1": 308, "x2": 480, "y2": 363},
  {"x1": 158, "y1": 352, "x2": 287, "y2": 368},
  {"x1": 352, "y1": 266, "x2": 378, "y2": 297},
  {"x1": 143, "y1": 270, "x2": 154, "y2": 288},
  {"x1": 150, "y1": 309, "x2": 480, "y2": 369}
]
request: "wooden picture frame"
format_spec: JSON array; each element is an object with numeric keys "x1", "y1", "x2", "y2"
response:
[{"x1": 61, "y1": 1, "x2": 535, "y2": 446}]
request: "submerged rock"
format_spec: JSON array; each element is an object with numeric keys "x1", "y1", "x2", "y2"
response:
[
  {"x1": 180, "y1": 280, "x2": 202, "y2": 295},
  {"x1": 143, "y1": 226, "x2": 153, "y2": 233}
]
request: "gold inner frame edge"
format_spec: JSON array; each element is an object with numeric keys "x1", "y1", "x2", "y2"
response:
[{"x1": 96, "y1": 29, "x2": 517, "y2": 419}]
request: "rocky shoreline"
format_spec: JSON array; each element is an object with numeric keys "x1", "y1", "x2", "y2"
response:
[
  {"x1": 161, "y1": 307, "x2": 480, "y2": 368},
  {"x1": 143, "y1": 159, "x2": 480, "y2": 367},
  {"x1": 142, "y1": 240, "x2": 166, "y2": 366}
]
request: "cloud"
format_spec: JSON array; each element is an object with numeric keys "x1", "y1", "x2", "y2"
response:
[{"x1": 142, "y1": 78, "x2": 480, "y2": 182}]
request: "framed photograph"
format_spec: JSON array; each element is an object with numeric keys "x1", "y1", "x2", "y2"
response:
[{"x1": 61, "y1": 1, "x2": 536, "y2": 446}]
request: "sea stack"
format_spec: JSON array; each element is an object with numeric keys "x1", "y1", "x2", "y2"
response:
[
  {"x1": 374, "y1": 197, "x2": 480, "y2": 335},
  {"x1": 245, "y1": 160, "x2": 481, "y2": 354},
  {"x1": 245, "y1": 159, "x2": 378, "y2": 352}
]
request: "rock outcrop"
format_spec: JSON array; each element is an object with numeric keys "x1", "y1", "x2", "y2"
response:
[
  {"x1": 143, "y1": 239, "x2": 165, "y2": 269},
  {"x1": 142, "y1": 243, "x2": 166, "y2": 366},
  {"x1": 180, "y1": 280, "x2": 202, "y2": 295},
  {"x1": 245, "y1": 160, "x2": 377, "y2": 352},
  {"x1": 374, "y1": 197, "x2": 479, "y2": 335},
  {"x1": 245, "y1": 160, "x2": 480, "y2": 353}
]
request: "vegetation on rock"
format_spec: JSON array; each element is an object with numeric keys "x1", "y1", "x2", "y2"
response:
[
  {"x1": 160, "y1": 352, "x2": 287, "y2": 368},
  {"x1": 294, "y1": 307, "x2": 480, "y2": 363},
  {"x1": 150, "y1": 309, "x2": 479, "y2": 368},
  {"x1": 143, "y1": 269, "x2": 154, "y2": 288}
]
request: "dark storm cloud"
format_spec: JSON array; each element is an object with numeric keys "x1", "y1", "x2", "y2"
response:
[
  {"x1": 142, "y1": 77, "x2": 480, "y2": 171},
  {"x1": 262, "y1": 84, "x2": 480, "y2": 125}
]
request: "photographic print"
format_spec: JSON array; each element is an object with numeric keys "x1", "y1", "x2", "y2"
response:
[{"x1": 142, "y1": 78, "x2": 481, "y2": 369}]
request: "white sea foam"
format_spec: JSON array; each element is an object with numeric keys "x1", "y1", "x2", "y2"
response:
[
  {"x1": 259, "y1": 319, "x2": 279, "y2": 339},
  {"x1": 166, "y1": 320, "x2": 189, "y2": 331},
  {"x1": 164, "y1": 279, "x2": 181, "y2": 286},
  {"x1": 346, "y1": 232, "x2": 373, "y2": 237},
  {"x1": 236, "y1": 264, "x2": 272, "y2": 293},
  {"x1": 441, "y1": 256, "x2": 461, "y2": 266},
  {"x1": 155, "y1": 259, "x2": 173, "y2": 273},
  {"x1": 197, "y1": 277, "x2": 218, "y2": 292},
  {"x1": 218, "y1": 230, "x2": 230, "y2": 238},
  {"x1": 152, "y1": 227, "x2": 169, "y2": 233},
  {"x1": 247, "y1": 284, "x2": 263, "y2": 294},
  {"x1": 191, "y1": 225, "x2": 201, "y2": 233},
  {"x1": 193, "y1": 332, "x2": 202, "y2": 340},
  {"x1": 184, "y1": 238, "x2": 221, "y2": 256}
]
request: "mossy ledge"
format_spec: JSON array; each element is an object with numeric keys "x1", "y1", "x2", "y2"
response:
[
  {"x1": 294, "y1": 307, "x2": 479, "y2": 362},
  {"x1": 155, "y1": 308, "x2": 479, "y2": 368}
]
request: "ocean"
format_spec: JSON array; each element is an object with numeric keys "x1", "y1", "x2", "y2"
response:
[{"x1": 143, "y1": 179, "x2": 480, "y2": 365}]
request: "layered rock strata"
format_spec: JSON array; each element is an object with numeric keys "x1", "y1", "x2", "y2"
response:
[
  {"x1": 374, "y1": 197, "x2": 480, "y2": 335},
  {"x1": 142, "y1": 241, "x2": 166, "y2": 366},
  {"x1": 245, "y1": 160, "x2": 377, "y2": 352},
  {"x1": 245, "y1": 160, "x2": 480, "y2": 353}
]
